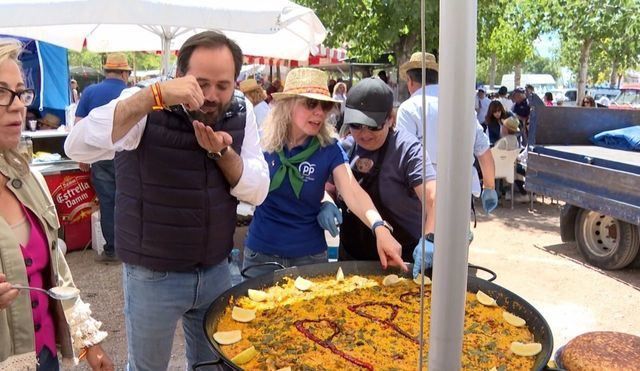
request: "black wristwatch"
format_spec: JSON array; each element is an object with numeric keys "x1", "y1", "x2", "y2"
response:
[
  {"x1": 207, "y1": 146, "x2": 229, "y2": 160},
  {"x1": 371, "y1": 220, "x2": 393, "y2": 236},
  {"x1": 425, "y1": 233, "x2": 435, "y2": 243}
]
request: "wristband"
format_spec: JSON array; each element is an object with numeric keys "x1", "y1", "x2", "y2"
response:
[{"x1": 371, "y1": 220, "x2": 393, "y2": 236}]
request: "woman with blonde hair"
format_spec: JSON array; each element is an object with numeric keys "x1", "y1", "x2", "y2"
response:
[
  {"x1": 239, "y1": 78, "x2": 271, "y2": 131},
  {"x1": 244, "y1": 68, "x2": 406, "y2": 276},
  {"x1": 332, "y1": 81, "x2": 348, "y2": 113},
  {"x1": 0, "y1": 38, "x2": 113, "y2": 370}
]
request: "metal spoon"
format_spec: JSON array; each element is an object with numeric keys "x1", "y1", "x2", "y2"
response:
[{"x1": 11, "y1": 284, "x2": 80, "y2": 300}]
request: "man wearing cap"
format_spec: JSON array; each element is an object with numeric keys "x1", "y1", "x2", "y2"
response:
[
  {"x1": 66, "y1": 31, "x2": 269, "y2": 370},
  {"x1": 73, "y1": 52, "x2": 132, "y2": 263},
  {"x1": 511, "y1": 87, "x2": 531, "y2": 143},
  {"x1": 239, "y1": 78, "x2": 270, "y2": 131},
  {"x1": 395, "y1": 52, "x2": 498, "y2": 217},
  {"x1": 320, "y1": 78, "x2": 437, "y2": 273}
]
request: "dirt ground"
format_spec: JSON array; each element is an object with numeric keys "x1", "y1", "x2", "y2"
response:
[{"x1": 65, "y1": 198, "x2": 640, "y2": 370}]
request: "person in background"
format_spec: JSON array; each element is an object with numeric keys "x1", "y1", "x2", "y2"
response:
[
  {"x1": 596, "y1": 96, "x2": 610, "y2": 108},
  {"x1": 525, "y1": 84, "x2": 535, "y2": 98},
  {"x1": 0, "y1": 37, "x2": 112, "y2": 371},
  {"x1": 239, "y1": 78, "x2": 271, "y2": 133},
  {"x1": 483, "y1": 100, "x2": 507, "y2": 146},
  {"x1": 475, "y1": 88, "x2": 491, "y2": 126},
  {"x1": 395, "y1": 52, "x2": 498, "y2": 216},
  {"x1": 65, "y1": 30, "x2": 270, "y2": 370},
  {"x1": 543, "y1": 92, "x2": 554, "y2": 107},
  {"x1": 377, "y1": 70, "x2": 389, "y2": 84},
  {"x1": 74, "y1": 53, "x2": 132, "y2": 263},
  {"x1": 496, "y1": 85, "x2": 513, "y2": 112},
  {"x1": 581, "y1": 95, "x2": 596, "y2": 107},
  {"x1": 70, "y1": 79, "x2": 79, "y2": 104},
  {"x1": 511, "y1": 87, "x2": 531, "y2": 143},
  {"x1": 495, "y1": 116, "x2": 521, "y2": 150},
  {"x1": 332, "y1": 81, "x2": 348, "y2": 114},
  {"x1": 244, "y1": 68, "x2": 406, "y2": 277},
  {"x1": 266, "y1": 78, "x2": 282, "y2": 104},
  {"x1": 320, "y1": 78, "x2": 436, "y2": 275}
]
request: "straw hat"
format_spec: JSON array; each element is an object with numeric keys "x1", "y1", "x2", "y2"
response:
[
  {"x1": 271, "y1": 68, "x2": 340, "y2": 103},
  {"x1": 239, "y1": 79, "x2": 261, "y2": 93},
  {"x1": 502, "y1": 116, "x2": 520, "y2": 132},
  {"x1": 399, "y1": 52, "x2": 439, "y2": 81},
  {"x1": 103, "y1": 53, "x2": 132, "y2": 71}
]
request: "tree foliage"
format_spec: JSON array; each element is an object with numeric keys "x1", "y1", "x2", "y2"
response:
[{"x1": 68, "y1": 50, "x2": 162, "y2": 71}]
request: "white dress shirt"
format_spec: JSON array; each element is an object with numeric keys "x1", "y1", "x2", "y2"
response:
[
  {"x1": 253, "y1": 100, "x2": 271, "y2": 132},
  {"x1": 475, "y1": 96, "x2": 491, "y2": 123},
  {"x1": 64, "y1": 87, "x2": 270, "y2": 206}
]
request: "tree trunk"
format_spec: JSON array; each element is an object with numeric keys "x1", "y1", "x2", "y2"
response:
[
  {"x1": 393, "y1": 32, "x2": 419, "y2": 102},
  {"x1": 617, "y1": 74, "x2": 623, "y2": 88},
  {"x1": 489, "y1": 53, "x2": 497, "y2": 90},
  {"x1": 609, "y1": 60, "x2": 619, "y2": 88},
  {"x1": 514, "y1": 63, "x2": 522, "y2": 88},
  {"x1": 577, "y1": 39, "x2": 593, "y2": 103}
]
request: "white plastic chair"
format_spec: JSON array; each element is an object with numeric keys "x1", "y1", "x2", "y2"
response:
[{"x1": 491, "y1": 147, "x2": 521, "y2": 209}]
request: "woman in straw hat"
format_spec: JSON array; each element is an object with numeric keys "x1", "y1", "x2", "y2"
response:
[
  {"x1": 0, "y1": 38, "x2": 113, "y2": 370},
  {"x1": 239, "y1": 78, "x2": 270, "y2": 131},
  {"x1": 243, "y1": 68, "x2": 406, "y2": 276}
]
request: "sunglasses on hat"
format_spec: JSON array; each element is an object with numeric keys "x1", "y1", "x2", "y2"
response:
[
  {"x1": 303, "y1": 98, "x2": 335, "y2": 112},
  {"x1": 348, "y1": 123, "x2": 384, "y2": 132}
]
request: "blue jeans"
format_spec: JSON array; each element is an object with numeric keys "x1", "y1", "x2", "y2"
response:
[
  {"x1": 242, "y1": 247, "x2": 328, "y2": 278},
  {"x1": 36, "y1": 347, "x2": 59, "y2": 371},
  {"x1": 123, "y1": 261, "x2": 231, "y2": 371},
  {"x1": 91, "y1": 160, "x2": 116, "y2": 256}
]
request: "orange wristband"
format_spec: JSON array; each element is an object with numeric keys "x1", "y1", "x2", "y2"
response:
[
  {"x1": 150, "y1": 83, "x2": 164, "y2": 111},
  {"x1": 78, "y1": 347, "x2": 88, "y2": 360}
]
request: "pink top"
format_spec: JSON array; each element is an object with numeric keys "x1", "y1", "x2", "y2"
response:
[{"x1": 20, "y1": 205, "x2": 57, "y2": 355}]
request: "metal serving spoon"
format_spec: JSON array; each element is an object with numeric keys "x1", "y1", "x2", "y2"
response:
[{"x1": 11, "y1": 284, "x2": 80, "y2": 301}]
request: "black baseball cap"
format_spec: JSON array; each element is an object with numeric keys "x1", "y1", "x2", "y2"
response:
[{"x1": 344, "y1": 78, "x2": 394, "y2": 128}]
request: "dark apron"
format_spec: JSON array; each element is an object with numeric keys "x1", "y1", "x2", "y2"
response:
[{"x1": 338, "y1": 137, "x2": 419, "y2": 262}]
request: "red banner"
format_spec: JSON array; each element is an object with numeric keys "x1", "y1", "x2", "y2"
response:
[{"x1": 44, "y1": 172, "x2": 98, "y2": 251}]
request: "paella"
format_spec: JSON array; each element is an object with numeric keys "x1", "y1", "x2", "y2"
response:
[{"x1": 212, "y1": 268, "x2": 541, "y2": 370}]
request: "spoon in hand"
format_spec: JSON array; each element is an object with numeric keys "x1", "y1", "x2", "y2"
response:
[{"x1": 11, "y1": 284, "x2": 80, "y2": 301}]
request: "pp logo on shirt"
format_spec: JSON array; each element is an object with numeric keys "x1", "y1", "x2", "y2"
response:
[{"x1": 298, "y1": 161, "x2": 316, "y2": 182}]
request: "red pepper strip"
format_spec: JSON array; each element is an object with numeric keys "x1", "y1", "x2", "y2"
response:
[
  {"x1": 348, "y1": 302, "x2": 418, "y2": 344},
  {"x1": 399, "y1": 290, "x2": 431, "y2": 314},
  {"x1": 294, "y1": 319, "x2": 374, "y2": 371}
]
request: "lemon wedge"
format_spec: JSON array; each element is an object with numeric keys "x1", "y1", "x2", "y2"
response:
[
  {"x1": 510, "y1": 341, "x2": 542, "y2": 356},
  {"x1": 382, "y1": 274, "x2": 400, "y2": 286},
  {"x1": 413, "y1": 274, "x2": 432, "y2": 286},
  {"x1": 489, "y1": 368, "x2": 497, "y2": 371},
  {"x1": 212, "y1": 330, "x2": 242, "y2": 345},
  {"x1": 276, "y1": 368, "x2": 292, "y2": 371},
  {"x1": 476, "y1": 290, "x2": 497, "y2": 306},
  {"x1": 230, "y1": 345, "x2": 258, "y2": 365},
  {"x1": 231, "y1": 306, "x2": 256, "y2": 323},
  {"x1": 336, "y1": 267, "x2": 345, "y2": 282},
  {"x1": 294, "y1": 276, "x2": 314, "y2": 291},
  {"x1": 502, "y1": 311, "x2": 526, "y2": 327},
  {"x1": 247, "y1": 289, "x2": 268, "y2": 302}
]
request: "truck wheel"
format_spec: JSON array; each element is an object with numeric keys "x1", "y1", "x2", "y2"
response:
[{"x1": 575, "y1": 209, "x2": 639, "y2": 270}]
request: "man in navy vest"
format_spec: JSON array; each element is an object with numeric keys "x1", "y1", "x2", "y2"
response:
[{"x1": 65, "y1": 31, "x2": 269, "y2": 370}]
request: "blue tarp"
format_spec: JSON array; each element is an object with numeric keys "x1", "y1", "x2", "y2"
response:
[{"x1": 1, "y1": 36, "x2": 70, "y2": 123}]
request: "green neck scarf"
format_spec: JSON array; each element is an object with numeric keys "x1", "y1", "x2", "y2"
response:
[{"x1": 269, "y1": 137, "x2": 320, "y2": 198}]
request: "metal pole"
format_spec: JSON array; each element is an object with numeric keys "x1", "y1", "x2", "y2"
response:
[{"x1": 428, "y1": 0, "x2": 478, "y2": 369}]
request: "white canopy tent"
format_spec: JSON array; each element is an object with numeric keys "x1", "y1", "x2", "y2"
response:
[{"x1": 0, "y1": 0, "x2": 327, "y2": 73}]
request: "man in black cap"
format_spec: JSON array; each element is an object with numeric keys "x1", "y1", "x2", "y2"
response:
[{"x1": 318, "y1": 78, "x2": 437, "y2": 276}]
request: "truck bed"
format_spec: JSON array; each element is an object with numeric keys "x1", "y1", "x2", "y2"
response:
[{"x1": 534, "y1": 145, "x2": 640, "y2": 175}]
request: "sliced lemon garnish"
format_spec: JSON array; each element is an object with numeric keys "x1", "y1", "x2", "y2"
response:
[
  {"x1": 382, "y1": 274, "x2": 400, "y2": 286},
  {"x1": 510, "y1": 341, "x2": 542, "y2": 356},
  {"x1": 212, "y1": 330, "x2": 242, "y2": 345},
  {"x1": 489, "y1": 368, "x2": 498, "y2": 371},
  {"x1": 503, "y1": 311, "x2": 526, "y2": 327},
  {"x1": 231, "y1": 306, "x2": 256, "y2": 323},
  {"x1": 336, "y1": 267, "x2": 345, "y2": 282},
  {"x1": 276, "y1": 368, "x2": 292, "y2": 371},
  {"x1": 230, "y1": 345, "x2": 258, "y2": 365},
  {"x1": 476, "y1": 290, "x2": 497, "y2": 306},
  {"x1": 247, "y1": 289, "x2": 268, "y2": 302},
  {"x1": 413, "y1": 274, "x2": 432, "y2": 286},
  {"x1": 294, "y1": 276, "x2": 314, "y2": 291}
]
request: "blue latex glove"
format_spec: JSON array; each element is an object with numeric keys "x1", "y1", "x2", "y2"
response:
[
  {"x1": 317, "y1": 201, "x2": 342, "y2": 237},
  {"x1": 481, "y1": 188, "x2": 498, "y2": 214},
  {"x1": 412, "y1": 237, "x2": 435, "y2": 278}
]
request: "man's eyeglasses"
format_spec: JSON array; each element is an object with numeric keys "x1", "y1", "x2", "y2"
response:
[
  {"x1": 348, "y1": 123, "x2": 384, "y2": 132},
  {"x1": 0, "y1": 87, "x2": 35, "y2": 107},
  {"x1": 302, "y1": 98, "x2": 335, "y2": 112}
]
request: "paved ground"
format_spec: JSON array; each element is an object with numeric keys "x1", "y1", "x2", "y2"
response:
[{"x1": 65, "y1": 198, "x2": 640, "y2": 370}]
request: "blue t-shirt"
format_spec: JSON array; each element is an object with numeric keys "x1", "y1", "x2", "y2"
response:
[
  {"x1": 341, "y1": 129, "x2": 436, "y2": 240},
  {"x1": 75, "y1": 78, "x2": 127, "y2": 117},
  {"x1": 246, "y1": 138, "x2": 348, "y2": 257}
]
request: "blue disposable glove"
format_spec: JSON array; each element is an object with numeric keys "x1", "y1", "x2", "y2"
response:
[
  {"x1": 412, "y1": 237, "x2": 435, "y2": 278},
  {"x1": 317, "y1": 201, "x2": 342, "y2": 237},
  {"x1": 481, "y1": 188, "x2": 498, "y2": 214}
]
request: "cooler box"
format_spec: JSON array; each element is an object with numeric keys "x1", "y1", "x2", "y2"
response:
[{"x1": 44, "y1": 171, "x2": 98, "y2": 251}]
